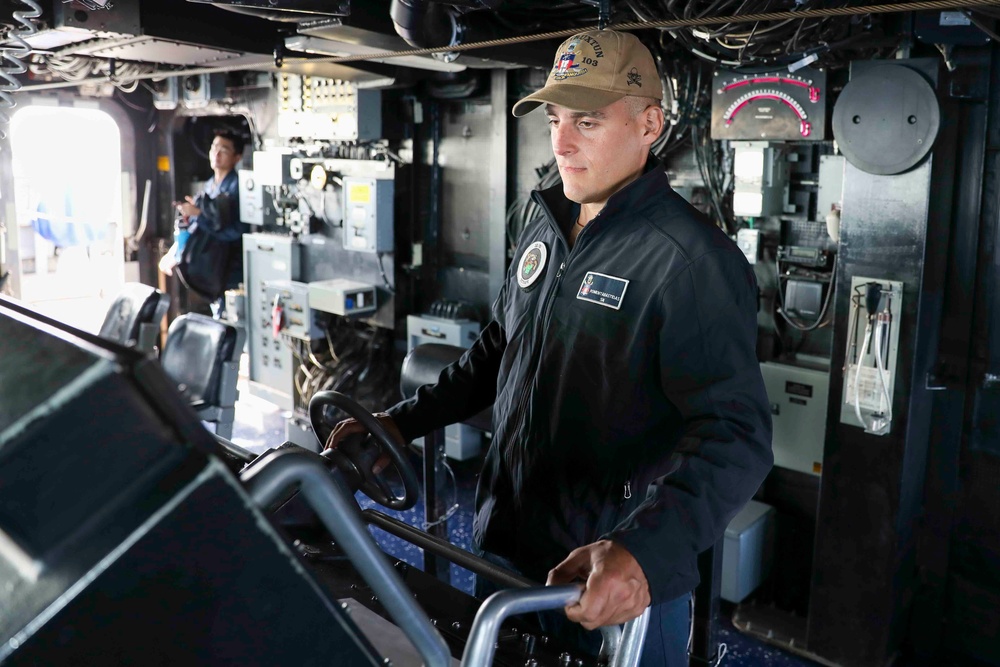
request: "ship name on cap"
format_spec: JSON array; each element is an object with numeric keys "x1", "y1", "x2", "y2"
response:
[{"x1": 578, "y1": 34, "x2": 605, "y2": 58}]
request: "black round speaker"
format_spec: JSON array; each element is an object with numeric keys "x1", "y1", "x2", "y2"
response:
[{"x1": 832, "y1": 65, "x2": 940, "y2": 175}]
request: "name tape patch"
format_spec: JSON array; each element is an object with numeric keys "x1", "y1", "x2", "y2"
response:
[{"x1": 576, "y1": 271, "x2": 629, "y2": 310}]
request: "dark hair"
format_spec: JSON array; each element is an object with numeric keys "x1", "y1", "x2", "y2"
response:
[{"x1": 213, "y1": 130, "x2": 245, "y2": 156}]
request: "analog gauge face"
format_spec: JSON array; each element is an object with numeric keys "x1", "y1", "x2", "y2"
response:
[
  {"x1": 711, "y1": 69, "x2": 827, "y2": 141},
  {"x1": 310, "y1": 164, "x2": 328, "y2": 191}
]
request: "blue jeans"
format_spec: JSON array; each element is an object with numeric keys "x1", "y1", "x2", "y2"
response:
[{"x1": 473, "y1": 549, "x2": 691, "y2": 667}]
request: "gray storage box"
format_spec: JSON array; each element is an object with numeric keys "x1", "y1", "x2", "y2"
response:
[{"x1": 721, "y1": 499, "x2": 776, "y2": 603}]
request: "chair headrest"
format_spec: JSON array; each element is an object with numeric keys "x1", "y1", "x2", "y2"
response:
[
  {"x1": 98, "y1": 283, "x2": 168, "y2": 346},
  {"x1": 399, "y1": 343, "x2": 466, "y2": 400}
]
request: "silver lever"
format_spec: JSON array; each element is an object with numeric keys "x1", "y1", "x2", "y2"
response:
[
  {"x1": 462, "y1": 584, "x2": 651, "y2": 667},
  {"x1": 239, "y1": 448, "x2": 451, "y2": 667}
]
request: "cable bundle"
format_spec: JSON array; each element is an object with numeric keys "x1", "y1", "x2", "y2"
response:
[
  {"x1": 625, "y1": 0, "x2": 897, "y2": 67},
  {"x1": 0, "y1": 0, "x2": 41, "y2": 140},
  {"x1": 289, "y1": 317, "x2": 400, "y2": 420},
  {"x1": 28, "y1": 51, "x2": 160, "y2": 93}
]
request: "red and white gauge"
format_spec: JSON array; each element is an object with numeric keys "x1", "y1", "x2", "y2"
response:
[
  {"x1": 711, "y1": 69, "x2": 826, "y2": 141},
  {"x1": 723, "y1": 88, "x2": 812, "y2": 138}
]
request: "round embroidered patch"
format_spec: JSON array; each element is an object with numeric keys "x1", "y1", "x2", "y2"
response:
[{"x1": 517, "y1": 241, "x2": 548, "y2": 289}]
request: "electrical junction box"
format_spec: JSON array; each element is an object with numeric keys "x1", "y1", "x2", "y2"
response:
[
  {"x1": 151, "y1": 77, "x2": 178, "y2": 110},
  {"x1": 181, "y1": 73, "x2": 226, "y2": 108},
  {"x1": 407, "y1": 314, "x2": 482, "y2": 461},
  {"x1": 342, "y1": 177, "x2": 394, "y2": 253},
  {"x1": 309, "y1": 279, "x2": 377, "y2": 317},
  {"x1": 722, "y1": 500, "x2": 776, "y2": 603},
  {"x1": 760, "y1": 361, "x2": 830, "y2": 476}
]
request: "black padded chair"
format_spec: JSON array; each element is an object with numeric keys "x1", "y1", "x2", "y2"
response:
[
  {"x1": 98, "y1": 282, "x2": 169, "y2": 354},
  {"x1": 400, "y1": 343, "x2": 491, "y2": 431},
  {"x1": 161, "y1": 313, "x2": 246, "y2": 439}
]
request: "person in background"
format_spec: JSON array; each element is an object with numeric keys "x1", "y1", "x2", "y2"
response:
[
  {"x1": 327, "y1": 29, "x2": 773, "y2": 666},
  {"x1": 159, "y1": 130, "x2": 245, "y2": 317}
]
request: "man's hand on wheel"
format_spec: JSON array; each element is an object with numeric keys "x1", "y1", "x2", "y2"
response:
[
  {"x1": 325, "y1": 413, "x2": 406, "y2": 473},
  {"x1": 546, "y1": 539, "x2": 651, "y2": 630}
]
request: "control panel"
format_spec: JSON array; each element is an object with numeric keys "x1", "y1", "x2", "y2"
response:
[
  {"x1": 276, "y1": 74, "x2": 382, "y2": 141},
  {"x1": 266, "y1": 280, "x2": 321, "y2": 341},
  {"x1": 244, "y1": 234, "x2": 301, "y2": 410}
]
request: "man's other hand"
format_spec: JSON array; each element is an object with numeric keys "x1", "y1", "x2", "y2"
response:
[
  {"x1": 176, "y1": 196, "x2": 202, "y2": 219},
  {"x1": 546, "y1": 540, "x2": 651, "y2": 630},
  {"x1": 324, "y1": 413, "x2": 406, "y2": 470}
]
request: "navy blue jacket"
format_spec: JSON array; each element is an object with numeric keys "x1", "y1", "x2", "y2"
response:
[
  {"x1": 389, "y1": 158, "x2": 773, "y2": 604},
  {"x1": 190, "y1": 170, "x2": 245, "y2": 290}
]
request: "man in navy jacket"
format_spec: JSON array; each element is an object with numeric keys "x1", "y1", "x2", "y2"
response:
[
  {"x1": 159, "y1": 130, "x2": 245, "y2": 314},
  {"x1": 329, "y1": 29, "x2": 772, "y2": 665}
]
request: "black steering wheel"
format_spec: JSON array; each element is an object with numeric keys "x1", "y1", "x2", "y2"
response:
[{"x1": 308, "y1": 391, "x2": 420, "y2": 511}]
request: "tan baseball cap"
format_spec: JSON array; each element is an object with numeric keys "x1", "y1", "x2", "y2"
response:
[{"x1": 512, "y1": 29, "x2": 661, "y2": 117}]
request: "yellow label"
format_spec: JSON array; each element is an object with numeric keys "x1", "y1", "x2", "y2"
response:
[
  {"x1": 157, "y1": 156, "x2": 170, "y2": 172},
  {"x1": 813, "y1": 462, "x2": 823, "y2": 474},
  {"x1": 349, "y1": 183, "x2": 371, "y2": 204}
]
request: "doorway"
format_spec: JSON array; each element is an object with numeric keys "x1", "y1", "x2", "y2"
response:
[{"x1": 9, "y1": 105, "x2": 125, "y2": 332}]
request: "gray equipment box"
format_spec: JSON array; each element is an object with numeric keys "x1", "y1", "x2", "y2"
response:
[
  {"x1": 309, "y1": 279, "x2": 377, "y2": 317},
  {"x1": 407, "y1": 314, "x2": 482, "y2": 461},
  {"x1": 760, "y1": 361, "x2": 830, "y2": 476},
  {"x1": 285, "y1": 413, "x2": 319, "y2": 453},
  {"x1": 722, "y1": 500, "x2": 776, "y2": 603}
]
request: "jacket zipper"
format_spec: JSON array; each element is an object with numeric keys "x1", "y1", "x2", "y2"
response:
[
  {"x1": 506, "y1": 259, "x2": 565, "y2": 464},
  {"x1": 506, "y1": 194, "x2": 589, "y2": 467}
]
